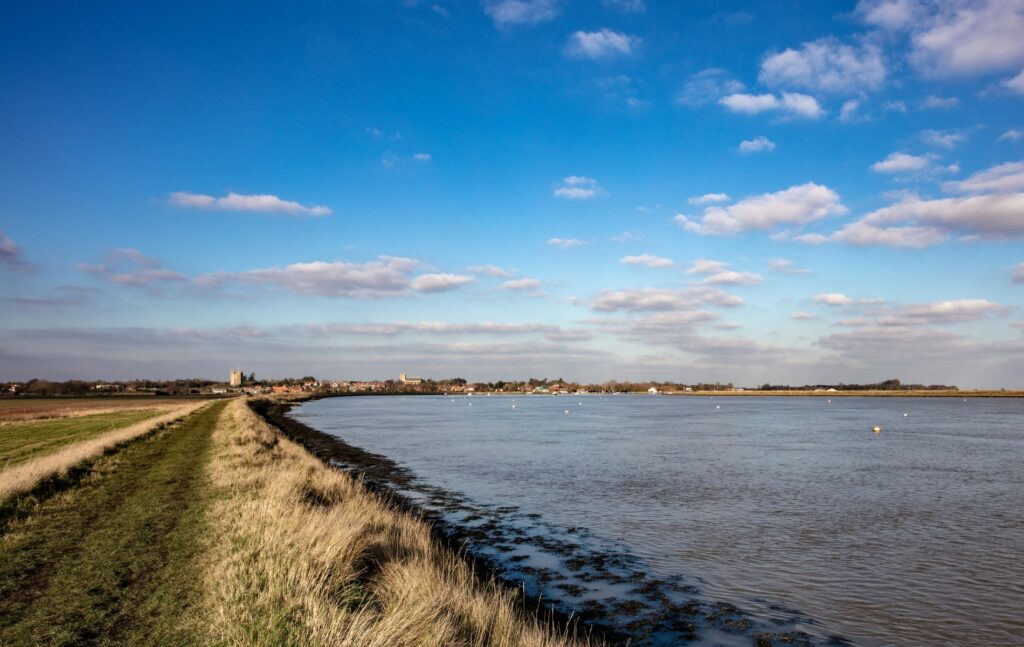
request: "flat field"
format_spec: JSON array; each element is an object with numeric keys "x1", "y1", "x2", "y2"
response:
[
  {"x1": 0, "y1": 409, "x2": 165, "y2": 467},
  {"x1": 0, "y1": 397, "x2": 206, "y2": 424}
]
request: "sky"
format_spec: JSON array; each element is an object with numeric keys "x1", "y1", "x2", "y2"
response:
[{"x1": 1, "y1": 0, "x2": 1023, "y2": 387}]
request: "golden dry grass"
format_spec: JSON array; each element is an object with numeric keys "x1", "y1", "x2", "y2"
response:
[
  {"x1": 0, "y1": 401, "x2": 209, "y2": 500},
  {"x1": 202, "y1": 398, "x2": 592, "y2": 647}
]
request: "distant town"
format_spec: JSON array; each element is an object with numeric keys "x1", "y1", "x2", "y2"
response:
[{"x1": 2, "y1": 373, "x2": 962, "y2": 397}]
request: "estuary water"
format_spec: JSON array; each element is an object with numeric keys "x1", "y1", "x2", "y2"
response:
[{"x1": 293, "y1": 394, "x2": 1024, "y2": 646}]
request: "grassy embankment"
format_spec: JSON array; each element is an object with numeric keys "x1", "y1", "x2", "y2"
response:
[{"x1": 0, "y1": 398, "x2": 591, "y2": 647}]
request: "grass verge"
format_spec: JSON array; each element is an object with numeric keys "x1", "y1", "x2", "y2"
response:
[
  {"x1": 0, "y1": 400, "x2": 228, "y2": 646},
  {"x1": 201, "y1": 398, "x2": 591, "y2": 647}
]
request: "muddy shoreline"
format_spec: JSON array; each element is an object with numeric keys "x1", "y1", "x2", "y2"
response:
[{"x1": 251, "y1": 397, "x2": 851, "y2": 647}]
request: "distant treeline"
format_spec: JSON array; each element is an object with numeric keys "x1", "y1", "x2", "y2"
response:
[
  {"x1": 756, "y1": 379, "x2": 958, "y2": 391},
  {"x1": 4, "y1": 378, "x2": 218, "y2": 396}
]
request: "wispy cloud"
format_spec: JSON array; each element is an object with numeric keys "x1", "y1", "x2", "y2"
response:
[
  {"x1": 200, "y1": 256, "x2": 470, "y2": 298},
  {"x1": 620, "y1": 253, "x2": 673, "y2": 268},
  {"x1": 738, "y1": 136, "x2": 775, "y2": 153},
  {"x1": 0, "y1": 231, "x2": 29, "y2": 271},
  {"x1": 676, "y1": 68, "x2": 745, "y2": 106},
  {"x1": 553, "y1": 176, "x2": 605, "y2": 199},
  {"x1": 168, "y1": 191, "x2": 332, "y2": 216},
  {"x1": 547, "y1": 237, "x2": 586, "y2": 248},
  {"x1": 871, "y1": 151, "x2": 936, "y2": 173},
  {"x1": 768, "y1": 258, "x2": 810, "y2": 274},
  {"x1": 500, "y1": 277, "x2": 542, "y2": 292},
  {"x1": 564, "y1": 29, "x2": 639, "y2": 60},
  {"x1": 78, "y1": 248, "x2": 186, "y2": 290},
  {"x1": 920, "y1": 95, "x2": 959, "y2": 110},
  {"x1": 589, "y1": 286, "x2": 742, "y2": 312},
  {"x1": 1013, "y1": 263, "x2": 1024, "y2": 284},
  {"x1": 689, "y1": 193, "x2": 730, "y2": 204},
  {"x1": 467, "y1": 264, "x2": 516, "y2": 278},
  {"x1": 759, "y1": 36, "x2": 886, "y2": 95},
  {"x1": 483, "y1": 0, "x2": 558, "y2": 27}
]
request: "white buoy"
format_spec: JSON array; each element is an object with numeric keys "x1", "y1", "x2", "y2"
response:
[
  {"x1": 715, "y1": 405, "x2": 720, "y2": 410},
  {"x1": 564, "y1": 409, "x2": 570, "y2": 414},
  {"x1": 904, "y1": 412, "x2": 909, "y2": 417},
  {"x1": 578, "y1": 401, "x2": 583, "y2": 406},
  {"x1": 468, "y1": 402, "x2": 473, "y2": 407},
  {"x1": 512, "y1": 404, "x2": 516, "y2": 409}
]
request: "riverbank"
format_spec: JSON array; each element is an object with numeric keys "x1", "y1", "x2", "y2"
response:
[
  {"x1": 269, "y1": 396, "x2": 840, "y2": 646},
  {"x1": 0, "y1": 397, "x2": 596, "y2": 646}
]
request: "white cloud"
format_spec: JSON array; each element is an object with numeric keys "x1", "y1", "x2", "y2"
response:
[
  {"x1": 920, "y1": 129, "x2": 966, "y2": 149},
  {"x1": 815, "y1": 293, "x2": 855, "y2": 306},
  {"x1": 830, "y1": 221, "x2": 949, "y2": 247},
  {"x1": 703, "y1": 270, "x2": 763, "y2": 286},
  {"x1": 413, "y1": 153, "x2": 432, "y2": 162},
  {"x1": 689, "y1": 193, "x2": 731, "y2": 204},
  {"x1": 883, "y1": 0, "x2": 1024, "y2": 76},
  {"x1": 920, "y1": 95, "x2": 959, "y2": 109},
  {"x1": 1005, "y1": 69, "x2": 1024, "y2": 93},
  {"x1": 759, "y1": 37, "x2": 887, "y2": 94},
  {"x1": 500, "y1": 277, "x2": 541, "y2": 292},
  {"x1": 857, "y1": 191, "x2": 1024, "y2": 238},
  {"x1": 675, "y1": 182, "x2": 847, "y2": 235},
  {"x1": 685, "y1": 258, "x2": 730, "y2": 275},
  {"x1": 168, "y1": 191, "x2": 332, "y2": 216},
  {"x1": 483, "y1": 0, "x2": 558, "y2": 27},
  {"x1": 620, "y1": 253, "x2": 674, "y2": 268},
  {"x1": 839, "y1": 99, "x2": 863, "y2": 122},
  {"x1": 554, "y1": 176, "x2": 605, "y2": 199},
  {"x1": 677, "y1": 68, "x2": 745, "y2": 106},
  {"x1": 882, "y1": 299, "x2": 1011, "y2": 325},
  {"x1": 547, "y1": 237, "x2": 586, "y2": 248},
  {"x1": 467, "y1": 264, "x2": 516, "y2": 277},
  {"x1": 611, "y1": 231, "x2": 639, "y2": 242},
  {"x1": 768, "y1": 258, "x2": 810, "y2": 274},
  {"x1": 998, "y1": 129, "x2": 1024, "y2": 142},
  {"x1": 857, "y1": 0, "x2": 923, "y2": 30},
  {"x1": 204, "y1": 256, "x2": 426, "y2": 298},
  {"x1": 409, "y1": 273, "x2": 475, "y2": 293},
  {"x1": 1013, "y1": 262, "x2": 1024, "y2": 284},
  {"x1": 791, "y1": 311, "x2": 817, "y2": 320},
  {"x1": 943, "y1": 161, "x2": 1024, "y2": 193},
  {"x1": 883, "y1": 99, "x2": 908, "y2": 112},
  {"x1": 719, "y1": 92, "x2": 825, "y2": 119},
  {"x1": 739, "y1": 136, "x2": 776, "y2": 153},
  {"x1": 564, "y1": 29, "x2": 639, "y2": 60},
  {"x1": 871, "y1": 151, "x2": 936, "y2": 173},
  {"x1": 589, "y1": 286, "x2": 743, "y2": 312}
]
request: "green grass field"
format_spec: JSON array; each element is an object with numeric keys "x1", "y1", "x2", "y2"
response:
[
  {"x1": 0, "y1": 401, "x2": 226, "y2": 646},
  {"x1": 0, "y1": 410, "x2": 164, "y2": 468}
]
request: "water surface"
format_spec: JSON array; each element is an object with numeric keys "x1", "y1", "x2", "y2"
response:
[{"x1": 294, "y1": 394, "x2": 1024, "y2": 646}]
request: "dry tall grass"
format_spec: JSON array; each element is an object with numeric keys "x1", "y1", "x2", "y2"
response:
[
  {"x1": 203, "y1": 398, "x2": 592, "y2": 647},
  {"x1": 0, "y1": 401, "x2": 209, "y2": 500}
]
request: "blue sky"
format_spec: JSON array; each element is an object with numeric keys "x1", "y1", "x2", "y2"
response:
[{"x1": 2, "y1": 0, "x2": 1023, "y2": 386}]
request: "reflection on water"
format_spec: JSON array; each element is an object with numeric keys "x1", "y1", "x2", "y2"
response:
[{"x1": 293, "y1": 395, "x2": 1024, "y2": 646}]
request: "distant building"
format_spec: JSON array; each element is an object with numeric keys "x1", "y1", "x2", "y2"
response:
[
  {"x1": 399, "y1": 372, "x2": 423, "y2": 385},
  {"x1": 229, "y1": 369, "x2": 243, "y2": 387}
]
